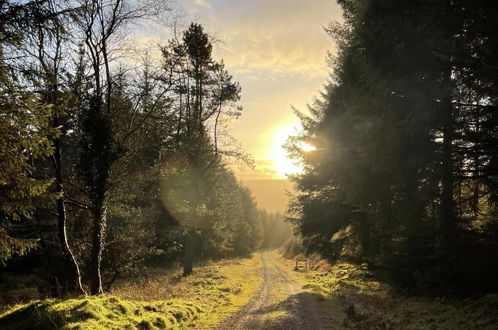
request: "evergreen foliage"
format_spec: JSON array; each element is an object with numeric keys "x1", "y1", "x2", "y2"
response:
[
  {"x1": 0, "y1": 1, "x2": 57, "y2": 264},
  {"x1": 290, "y1": 0, "x2": 498, "y2": 295}
]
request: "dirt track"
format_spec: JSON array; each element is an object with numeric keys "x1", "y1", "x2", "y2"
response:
[{"x1": 218, "y1": 251, "x2": 325, "y2": 329}]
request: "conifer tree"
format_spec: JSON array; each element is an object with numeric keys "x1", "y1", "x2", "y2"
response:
[{"x1": 0, "y1": 47, "x2": 55, "y2": 264}]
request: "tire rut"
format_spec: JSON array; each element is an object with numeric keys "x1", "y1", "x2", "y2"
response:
[{"x1": 217, "y1": 251, "x2": 325, "y2": 329}]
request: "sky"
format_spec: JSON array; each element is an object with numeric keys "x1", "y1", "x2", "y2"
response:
[
  {"x1": 177, "y1": 0, "x2": 343, "y2": 182},
  {"x1": 132, "y1": 0, "x2": 343, "y2": 211}
]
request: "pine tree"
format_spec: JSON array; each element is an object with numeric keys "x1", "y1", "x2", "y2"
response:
[
  {"x1": 160, "y1": 23, "x2": 242, "y2": 275},
  {"x1": 0, "y1": 48, "x2": 55, "y2": 264},
  {"x1": 291, "y1": 0, "x2": 498, "y2": 293}
]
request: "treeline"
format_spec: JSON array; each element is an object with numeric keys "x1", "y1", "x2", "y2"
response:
[
  {"x1": 260, "y1": 212, "x2": 292, "y2": 249},
  {"x1": 290, "y1": 0, "x2": 498, "y2": 295},
  {"x1": 0, "y1": 0, "x2": 270, "y2": 299}
]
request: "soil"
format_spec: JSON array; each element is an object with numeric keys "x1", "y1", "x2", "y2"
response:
[{"x1": 218, "y1": 251, "x2": 326, "y2": 330}]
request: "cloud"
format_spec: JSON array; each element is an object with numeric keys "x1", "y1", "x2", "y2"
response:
[
  {"x1": 193, "y1": 0, "x2": 211, "y2": 9},
  {"x1": 185, "y1": 0, "x2": 342, "y2": 77},
  {"x1": 134, "y1": 0, "x2": 344, "y2": 181},
  {"x1": 216, "y1": 28, "x2": 330, "y2": 77},
  {"x1": 181, "y1": 0, "x2": 212, "y2": 16}
]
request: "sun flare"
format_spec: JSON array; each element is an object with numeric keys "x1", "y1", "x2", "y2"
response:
[
  {"x1": 300, "y1": 141, "x2": 317, "y2": 152},
  {"x1": 268, "y1": 122, "x2": 316, "y2": 178}
]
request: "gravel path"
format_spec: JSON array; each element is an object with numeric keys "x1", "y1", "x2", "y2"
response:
[{"x1": 218, "y1": 251, "x2": 325, "y2": 329}]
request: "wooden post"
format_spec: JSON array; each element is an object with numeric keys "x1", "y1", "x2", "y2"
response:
[{"x1": 295, "y1": 258, "x2": 308, "y2": 271}]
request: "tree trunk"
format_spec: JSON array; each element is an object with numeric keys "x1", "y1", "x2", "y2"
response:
[
  {"x1": 183, "y1": 183, "x2": 199, "y2": 276},
  {"x1": 183, "y1": 230, "x2": 196, "y2": 276},
  {"x1": 54, "y1": 136, "x2": 86, "y2": 295},
  {"x1": 441, "y1": 96, "x2": 455, "y2": 254},
  {"x1": 56, "y1": 195, "x2": 86, "y2": 294},
  {"x1": 183, "y1": 160, "x2": 200, "y2": 276},
  {"x1": 90, "y1": 200, "x2": 106, "y2": 295},
  {"x1": 472, "y1": 112, "x2": 480, "y2": 217}
]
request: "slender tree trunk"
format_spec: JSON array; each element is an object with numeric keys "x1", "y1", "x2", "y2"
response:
[
  {"x1": 53, "y1": 134, "x2": 86, "y2": 295},
  {"x1": 183, "y1": 157, "x2": 200, "y2": 276},
  {"x1": 90, "y1": 36, "x2": 112, "y2": 295},
  {"x1": 56, "y1": 192, "x2": 85, "y2": 294},
  {"x1": 183, "y1": 183, "x2": 199, "y2": 276},
  {"x1": 102, "y1": 40, "x2": 112, "y2": 114},
  {"x1": 375, "y1": 186, "x2": 393, "y2": 258},
  {"x1": 472, "y1": 111, "x2": 480, "y2": 217},
  {"x1": 441, "y1": 95, "x2": 455, "y2": 254},
  {"x1": 177, "y1": 90, "x2": 183, "y2": 144},
  {"x1": 183, "y1": 229, "x2": 196, "y2": 276},
  {"x1": 90, "y1": 199, "x2": 106, "y2": 295},
  {"x1": 405, "y1": 177, "x2": 422, "y2": 255}
]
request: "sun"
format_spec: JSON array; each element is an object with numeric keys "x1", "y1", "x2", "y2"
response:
[{"x1": 269, "y1": 122, "x2": 316, "y2": 178}]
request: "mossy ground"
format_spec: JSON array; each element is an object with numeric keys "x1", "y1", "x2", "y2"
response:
[
  {"x1": 273, "y1": 251, "x2": 498, "y2": 330},
  {"x1": 0, "y1": 254, "x2": 262, "y2": 329}
]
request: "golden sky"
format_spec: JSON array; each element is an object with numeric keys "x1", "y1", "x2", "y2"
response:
[
  {"x1": 129, "y1": 1, "x2": 343, "y2": 211},
  {"x1": 180, "y1": 0, "x2": 343, "y2": 181}
]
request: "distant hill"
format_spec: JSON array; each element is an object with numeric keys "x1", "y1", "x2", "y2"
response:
[{"x1": 243, "y1": 179, "x2": 296, "y2": 213}]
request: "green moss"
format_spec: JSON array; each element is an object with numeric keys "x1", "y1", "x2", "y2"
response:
[
  {"x1": 277, "y1": 253, "x2": 498, "y2": 330},
  {"x1": 0, "y1": 253, "x2": 263, "y2": 329},
  {"x1": 323, "y1": 267, "x2": 498, "y2": 330},
  {"x1": 0, "y1": 296, "x2": 206, "y2": 330}
]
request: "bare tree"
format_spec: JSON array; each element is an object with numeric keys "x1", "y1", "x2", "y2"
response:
[{"x1": 76, "y1": 0, "x2": 170, "y2": 295}]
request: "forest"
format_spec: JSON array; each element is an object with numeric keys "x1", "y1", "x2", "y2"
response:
[
  {"x1": 1, "y1": 0, "x2": 498, "y2": 329},
  {"x1": 288, "y1": 0, "x2": 498, "y2": 296},
  {"x1": 0, "y1": 0, "x2": 289, "y2": 296}
]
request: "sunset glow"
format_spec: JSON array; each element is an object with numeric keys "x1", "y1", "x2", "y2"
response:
[
  {"x1": 300, "y1": 142, "x2": 317, "y2": 152},
  {"x1": 269, "y1": 122, "x2": 298, "y2": 177},
  {"x1": 172, "y1": 0, "x2": 341, "y2": 182},
  {"x1": 267, "y1": 122, "x2": 316, "y2": 178}
]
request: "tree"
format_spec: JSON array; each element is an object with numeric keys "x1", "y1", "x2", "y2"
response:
[
  {"x1": 1, "y1": 0, "x2": 259, "y2": 298},
  {"x1": 159, "y1": 23, "x2": 242, "y2": 275},
  {"x1": 0, "y1": 0, "x2": 74, "y2": 266},
  {"x1": 22, "y1": 0, "x2": 87, "y2": 294},
  {"x1": 0, "y1": 40, "x2": 54, "y2": 264},
  {"x1": 76, "y1": 0, "x2": 170, "y2": 294},
  {"x1": 290, "y1": 0, "x2": 498, "y2": 293}
]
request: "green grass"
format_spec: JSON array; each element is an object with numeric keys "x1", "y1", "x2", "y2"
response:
[
  {"x1": 0, "y1": 296, "x2": 202, "y2": 329},
  {"x1": 0, "y1": 254, "x2": 263, "y2": 329},
  {"x1": 274, "y1": 251, "x2": 498, "y2": 330}
]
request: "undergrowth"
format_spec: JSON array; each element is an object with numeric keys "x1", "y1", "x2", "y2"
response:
[
  {"x1": 274, "y1": 251, "x2": 498, "y2": 330},
  {"x1": 0, "y1": 254, "x2": 262, "y2": 329}
]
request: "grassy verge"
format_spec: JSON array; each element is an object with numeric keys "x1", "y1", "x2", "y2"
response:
[
  {"x1": 0, "y1": 253, "x2": 262, "y2": 329},
  {"x1": 272, "y1": 251, "x2": 498, "y2": 330}
]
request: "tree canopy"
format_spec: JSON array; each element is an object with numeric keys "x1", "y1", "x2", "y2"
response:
[{"x1": 290, "y1": 0, "x2": 498, "y2": 295}]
